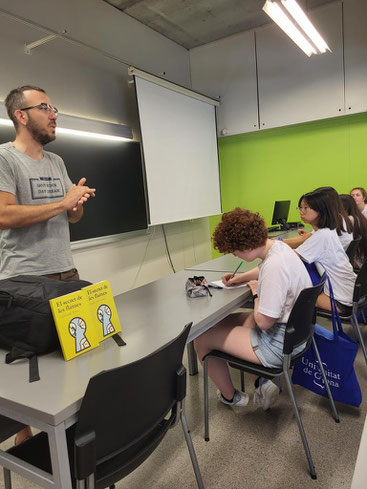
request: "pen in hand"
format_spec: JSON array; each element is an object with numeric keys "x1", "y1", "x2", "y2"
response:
[{"x1": 229, "y1": 261, "x2": 243, "y2": 280}]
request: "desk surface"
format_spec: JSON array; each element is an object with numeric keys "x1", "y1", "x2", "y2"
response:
[{"x1": 0, "y1": 269, "x2": 251, "y2": 427}]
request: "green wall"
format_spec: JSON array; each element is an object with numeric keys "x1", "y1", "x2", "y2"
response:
[{"x1": 210, "y1": 113, "x2": 367, "y2": 258}]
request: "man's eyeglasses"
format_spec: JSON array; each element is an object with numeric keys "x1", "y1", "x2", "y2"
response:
[
  {"x1": 296, "y1": 206, "x2": 310, "y2": 213},
  {"x1": 20, "y1": 103, "x2": 58, "y2": 114}
]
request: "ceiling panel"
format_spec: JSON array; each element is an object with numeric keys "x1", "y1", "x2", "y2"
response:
[{"x1": 103, "y1": 0, "x2": 339, "y2": 49}]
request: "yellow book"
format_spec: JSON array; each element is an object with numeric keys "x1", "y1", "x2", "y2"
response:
[
  {"x1": 83, "y1": 280, "x2": 122, "y2": 342},
  {"x1": 49, "y1": 289, "x2": 100, "y2": 361}
]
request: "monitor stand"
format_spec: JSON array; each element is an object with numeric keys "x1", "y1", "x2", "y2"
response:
[{"x1": 278, "y1": 218, "x2": 289, "y2": 230}]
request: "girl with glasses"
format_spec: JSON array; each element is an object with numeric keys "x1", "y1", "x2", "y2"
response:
[
  {"x1": 288, "y1": 189, "x2": 356, "y2": 314},
  {"x1": 285, "y1": 186, "x2": 354, "y2": 252}
]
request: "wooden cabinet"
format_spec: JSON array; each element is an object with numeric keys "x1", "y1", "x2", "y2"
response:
[
  {"x1": 344, "y1": 0, "x2": 367, "y2": 114},
  {"x1": 256, "y1": 1, "x2": 344, "y2": 129},
  {"x1": 190, "y1": 30, "x2": 259, "y2": 136}
]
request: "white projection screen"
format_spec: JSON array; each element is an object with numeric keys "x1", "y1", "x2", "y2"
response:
[{"x1": 134, "y1": 74, "x2": 222, "y2": 225}]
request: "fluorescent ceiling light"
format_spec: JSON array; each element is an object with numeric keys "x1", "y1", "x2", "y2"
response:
[
  {"x1": 0, "y1": 119, "x2": 14, "y2": 127},
  {"x1": 281, "y1": 0, "x2": 330, "y2": 53},
  {"x1": 263, "y1": 0, "x2": 330, "y2": 56},
  {"x1": 0, "y1": 101, "x2": 133, "y2": 141},
  {"x1": 56, "y1": 127, "x2": 131, "y2": 142},
  {"x1": 263, "y1": 0, "x2": 316, "y2": 56}
]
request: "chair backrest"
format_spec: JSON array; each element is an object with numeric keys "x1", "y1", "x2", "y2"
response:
[
  {"x1": 283, "y1": 279, "x2": 325, "y2": 355},
  {"x1": 354, "y1": 259, "x2": 367, "y2": 303},
  {"x1": 346, "y1": 237, "x2": 361, "y2": 265},
  {"x1": 75, "y1": 323, "x2": 191, "y2": 463}
]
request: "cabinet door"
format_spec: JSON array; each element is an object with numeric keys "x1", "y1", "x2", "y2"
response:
[
  {"x1": 190, "y1": 31, "x2": 259, "y2": 136},
  {"x1": 256, "y1": 2, "x2": 344, "y2": 129},
  {"x1": 344, "y1": 0, "x2": 367, "y2": 114}
]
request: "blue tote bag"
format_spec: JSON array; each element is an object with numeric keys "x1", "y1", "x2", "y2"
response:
[
  {"x1": 302, "y1": 261, "x2": 321, "y2": 286},
  {"x1": 292, "y1": 276, "x2": 362, "y2": 407}
]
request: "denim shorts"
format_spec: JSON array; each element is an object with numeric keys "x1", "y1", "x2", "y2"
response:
[{"x1": 250, "y1": 323, "x2": 306, "y2": 368}]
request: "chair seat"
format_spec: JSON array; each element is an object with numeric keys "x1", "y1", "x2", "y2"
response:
[
  {"x1": 207, "y1": 349, "x2": 283, "y2": 379},
  {"x1": 317, "y1": 308, "x2": 352, "y2": 321}
]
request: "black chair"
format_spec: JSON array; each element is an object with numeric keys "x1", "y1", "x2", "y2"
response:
[
  {"x1": 0, "y1": 416, "x2": 26, "y2": 444},
  {"x1": 317, "y1": 260, "x2": 367, "y2": 368},
  {"x1": 345, "y1": 237, "x2": 361, "y2": 266},
  {"x1": 3, "y1": 323, "x2": 204, "y2": 489},
  {"x1": 203, "y1": 279, "x2": 339, "y2": 480}
]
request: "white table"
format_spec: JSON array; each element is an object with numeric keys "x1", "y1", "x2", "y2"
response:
[{"x1": 0, "y1": 269, "x2": 252, "y2": 489}]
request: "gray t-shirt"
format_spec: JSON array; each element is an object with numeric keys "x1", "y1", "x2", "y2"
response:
[{"x1": 0, "y1": 142, "x2": 74, "y2": 278}]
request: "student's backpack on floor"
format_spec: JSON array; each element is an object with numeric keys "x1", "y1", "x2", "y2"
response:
[{"x1": 0, "y1": 275, "x2": 91, "y2": 382}]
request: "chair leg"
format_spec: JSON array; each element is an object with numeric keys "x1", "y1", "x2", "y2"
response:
[
  {"x1": 240, "y1": 371, "x2": 245, "y2": 392},
  {"x1": 273, "y1": 376, "x2": 282, "y2": 393},
  {"x1": 180, "y1": 403, "x2": 205, "y2": 489},
  {"x1": 351, "y1": 314, "x2": 367, "y2": 367},
  {"x1": 3, "y1": 468, "x2": 12, "y2": 489},
  {"x1": 361, "y1": 310, "x2": 367, "y2": 325},
  {"x1": 283, "y1": 369, "x2": 317, "y2": 480},
  {"x1": 204, "y1": 357, "x2": 210, "y2": 442},
  {"x1": 312, "y1": 338, "x2": 340, "y2": 423}
]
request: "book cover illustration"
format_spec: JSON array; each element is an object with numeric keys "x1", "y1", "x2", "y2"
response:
[
  {"x1": 49, "y1": 289, "x2": 100, "y2": 361},
  {"x1": 83, "y1": 280, "x2": 122, "y2": 342}
]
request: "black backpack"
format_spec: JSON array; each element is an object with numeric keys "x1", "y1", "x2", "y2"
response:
[{"x1": 0, "y1": 275, "x2": 91, "y2": 382}]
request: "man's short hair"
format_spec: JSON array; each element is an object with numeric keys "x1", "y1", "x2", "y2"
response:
[
  {"x1": 4, "y1": 86, "x2": 46, "y2": 128},
  {"x1": 213, "y1": 207, "x2": 268, "y2": 254}
]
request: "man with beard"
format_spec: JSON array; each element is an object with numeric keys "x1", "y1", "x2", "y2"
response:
[
  {"x1": 0, "y1": 86, "x2": 95, "y2": 280},
  {"x1": 0, "y1": 86, "x2": 96, "y2": 444}
]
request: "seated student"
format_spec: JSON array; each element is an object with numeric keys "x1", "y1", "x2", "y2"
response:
[
  {"x1": 287, "y1": 189, "x2": 356, "y2": 313},
  {"x1": 340, "y1": 193, "x2": 367, "y2": 268},
  {"x1": 194, "y1": 208, "x2": 312, "y2": 410},
  {"x1": 285, "y1": 186, "x2": 353, "y2": 251},
  {"x1": 350, "y1": 187, "x2": 367, "y2": 218}
]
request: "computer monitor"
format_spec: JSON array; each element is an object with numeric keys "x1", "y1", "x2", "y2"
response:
[{"x1": 271, "y1": 200, "x2": 290, "y2": 230}]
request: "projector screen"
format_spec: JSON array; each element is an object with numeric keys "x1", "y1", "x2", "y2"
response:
[{"x1": 134, "y1": 75, "x2": 222, "y2": 225}]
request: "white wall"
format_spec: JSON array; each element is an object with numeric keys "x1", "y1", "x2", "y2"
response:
[{"x1": 0, "y1": 0, "x2": 212, "y2": 294}]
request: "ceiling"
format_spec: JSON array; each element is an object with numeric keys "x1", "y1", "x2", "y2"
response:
[{"x1": 103, "y1": 0, "x2": 338, "y2": 49}]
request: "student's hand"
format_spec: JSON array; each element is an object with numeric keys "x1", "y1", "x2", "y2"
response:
[
  {"x1": 298, "y1": 228, "x2": 306, "y2": 236},
  {"x1": 247, "y1": 280, "x2": 258, "y2": 296},
  {"x1": 222, "y1": 272, "x2": 245, "y2": 287}
]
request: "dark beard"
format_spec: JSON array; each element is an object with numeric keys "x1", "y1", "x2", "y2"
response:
[{"x1": 26, "y1": 117, "x2": 56, "y2": 146}]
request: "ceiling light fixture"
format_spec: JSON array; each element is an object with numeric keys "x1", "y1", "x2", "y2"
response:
[
  {"x1": 0, "y1": 102, "x2": 133, "y2": 141},
  {"x1": 263, "y1": 0, "x2": 330, "y2": 57}
]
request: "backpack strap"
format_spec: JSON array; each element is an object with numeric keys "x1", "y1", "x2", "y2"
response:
[
  {"x1": 5, "y1": 347, "x2": 40, "y2": 383},
  {"x1": 111, "y1": 334, "x2": 126, "y2": 346}
]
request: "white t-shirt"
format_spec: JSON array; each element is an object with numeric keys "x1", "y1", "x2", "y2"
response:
[
  {"x1": 362, "y1": 204, "x2": 367, "y2": 218},
  {"x1": 297, "y1": 228, "x2": 356, "y2": 306},
  {"x1": 257, "y1": 240, "x2": 312, "y2": 323}
]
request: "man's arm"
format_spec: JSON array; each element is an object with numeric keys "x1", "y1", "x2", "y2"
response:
[
  {"x1": 67, "y1": 204, "x2": 84, "y2": 224},
  {"x1": 0, "y1": 184, "x2": 95, "y2": 230}
]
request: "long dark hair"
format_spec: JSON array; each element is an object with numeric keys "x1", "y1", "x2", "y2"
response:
[
  {"x1": 299, "y1": 187, "x2": 352, "y2": 234},
  {"x1": 340, "y1": 194, "x2": 367, "y2": 264},
  {"x1": 314, "y1": 186, "x2": 353, "y2": 235}
]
